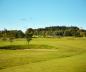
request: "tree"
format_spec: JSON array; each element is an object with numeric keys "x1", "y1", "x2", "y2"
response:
[
  {"x1": 7, "y1": 31, "x2": 15, "y2": 45},
  {"x1": 16, "y1": 30, "x2": 25, "y2": 38},
  {"x1": 0, "y1": 31, "x2": 3, "y2": 39},
  {"x1": 25, "y1": 28, "x2": 34, "y2": 46},
  {"x1": 64, "y1": 30, "x2": 72, "y2": 36},
  {"x1": 2, "y1": 29, "x2": 8, "y2": 41},
  {"x1": 1, "y1": 29, "x2": 15, "y2": 46}
]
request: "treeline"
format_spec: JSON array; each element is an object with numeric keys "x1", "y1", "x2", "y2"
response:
[
  {"x1": 0, "y1": 26, "x2": 86, "y2": 40},
  {"x1": 0, "y1": 29, "x2": 25, "y2": 40},
  {"x1": 34, "y1": 26, "x2": 86, "y2": 37}
]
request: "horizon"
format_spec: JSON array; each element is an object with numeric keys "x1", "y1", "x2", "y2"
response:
[
  {"x1": 0, "y1": 25, "x2": 86, "y2": 32},
  {"x1": 0, "y1": 0, "x2": 86, "y2": 31}
]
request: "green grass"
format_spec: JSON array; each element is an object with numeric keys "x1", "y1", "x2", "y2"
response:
[
  {"x1": 0, "y1": 37, "x2": 86, "y2": 72},
  {"x1": 1, "y1": 53, "x2": 86, "y2": 72}
]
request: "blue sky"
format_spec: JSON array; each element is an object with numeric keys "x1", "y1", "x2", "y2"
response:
[{"x1": 0, "y1": 0, "x2": 86, "y2": 31}]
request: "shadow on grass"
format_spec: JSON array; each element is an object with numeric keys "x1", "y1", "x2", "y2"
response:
[{"x1": 0, "y1": 44, "x2": 58, "y2": 50}]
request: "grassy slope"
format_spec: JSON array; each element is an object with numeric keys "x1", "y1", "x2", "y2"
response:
[
  {"x1": 0, "y1": 53, "x2": 86, "y2": 72},
  {"x1": 0, "y1": 37, "x2": 86, "y2": 72}
]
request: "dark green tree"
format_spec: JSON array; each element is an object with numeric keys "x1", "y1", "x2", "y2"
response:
[
  {"x1": 8, "y1": 31, "x2": 15, "y2": 45},
  {"x1": 25, "y1": 28, "x2": 34, "y2": 46},
  {"x1": 16, "y1": 30, "x2": 25, "y2": 38},
  {"x1": 2, "y1": 29, "x2": 8, "y2": 41}
]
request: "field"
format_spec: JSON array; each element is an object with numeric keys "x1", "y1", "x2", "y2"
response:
[{"x1": 0, "y1": 37, "x2": 86, "y2": 72}]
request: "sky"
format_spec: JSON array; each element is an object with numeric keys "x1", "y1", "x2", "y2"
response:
[{"x1": 0, "y1": 0, "x2": 86, "y2": 31}]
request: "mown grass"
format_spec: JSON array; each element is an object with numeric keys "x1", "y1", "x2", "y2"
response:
[
  {"x1": 1, "y1": 53, "x2": 86, "y2": 72},
  {"x1": 0, "y1": 37, "x2": 86, "y2": 72}
]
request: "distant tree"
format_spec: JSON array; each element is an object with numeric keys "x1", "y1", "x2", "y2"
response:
[
  {"x1": 56, "y1": 31, "x2": 64, "y2": 37},
  {"x1": 0, "y1": 31, "x2": 3, "y2": 39},
  {"x1": 1, "y1": 29, "x2": 15, "y2": 45},
  {"x1": 25, "y1": 28, "x2": 34, "y2": 46},
  {"x1": 8, "y1": 31, "x2": 15, "y2": 45},
  {"x1": 64, "y1": 30, "x2": 72, "y2": 36},
  {"x1": 16, "y1": 30, "x2": 25, "y2": 38},
  {"x1": 2, "y1": 29, "x2": 8, "y2": 41}
]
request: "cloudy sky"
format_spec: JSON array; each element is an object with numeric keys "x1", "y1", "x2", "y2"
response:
[{"x1": 0, "y1": 0, "x2": 86, "y2": 31}]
